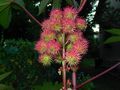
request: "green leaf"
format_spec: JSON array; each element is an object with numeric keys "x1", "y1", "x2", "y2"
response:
[
  {"x1": 0, "y1": 84, "x2": 14, "y2": 90},
  {"x1": 33, "y1": 82, "x2": 62, "y2": 90},
  {"x1": 0, "y1": 0, "x2": 12, "y2": 12},
  {"x1": 104, "y1": 36, "x2": 120, "y2": 44},
  {"x1": 38, "y1": 0, "x2": 50, "y2": 15},
  {"x1": 106, "y1": 28, "x2": 120, "y2": 35},
  {"x1": 0, "y1": 0, "x2": 12, "y2": 6},
  {"x1": 0, "y1": 71, "x2": 12, "y2": 81},
  {"x1": 52, "y1": 0, "x2": 61, "y2": 9},
  {"x1": 80, "y1": 58, "x2": 95, "y2": 68},
  {"x1": 14, "y1": 0, "x2": 25, "y2": 7},
  {"x1": 73, "y1": 0, "x2": 79, "y2": 8},
  {"x1": 65, "y1": 0, "x2": 73, "y2": 5},
  {"x1": 0, "y1": 6, "x2": 12, "y2": 29},
  {"x1": 0, "y1": 0, "x2": 12, "y2": 28}
]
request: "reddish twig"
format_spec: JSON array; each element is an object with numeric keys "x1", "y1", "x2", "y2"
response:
[
  {"x1": 62, "y1": 61, "x2": 67, "y2": 90},
  {"x1": 76, "y1": 62, "x2": 120, "y2": 89},
  {"x1": 62, "y1": 33, "x2": 67, "y2": 90},
  {"x1": 12, "y1": 1, "x2": 41, "y2": 27},
  {"x1": 78, "y1": 0, "x2": 87, "y2": 13},
  {"x1": 72, "y1": 71, "x2": 77, "y2": 90}
]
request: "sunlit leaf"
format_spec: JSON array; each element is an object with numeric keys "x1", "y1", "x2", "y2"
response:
[
  {"x1": 52, "y1": 0, "x2": 61, "y2": 9},
  {"x1": 104, "y1": 36, "x2": 120, "y2": 44},
  {"x1": 38, "y1": 0, "x2": 50, "y2": 15},
  {"x1": 106, "y1": 28, "x2": 120, "y2": 35}
]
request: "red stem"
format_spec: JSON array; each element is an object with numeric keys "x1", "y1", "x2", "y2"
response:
[
  {"x1": 78, "y1": 0, "x2": 87, "y2": 13},
  {"x1": 13, "y1": 1, "x2": 41, "y2": 27},
  {"x1": 76, "y1": 62, "x2": 120, "y2": 89},
  {"x1": 62, "y1": 33, "x2": 67, "y2": 90},
  {"x1": 62, "y1": 61, "x2": 67, "y2": 90},
  {"x1": 72, "y1": 71, "x2": 77, "y2": 90}
]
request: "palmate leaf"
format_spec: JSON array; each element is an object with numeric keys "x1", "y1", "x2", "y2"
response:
[
  {"x1": 52, "y1": 0, "x2": 61, "y2": 9},
  {"x1": 0, "y1": 71, "x2": 12, "y2": 81},
  {"x1": 38, "y1": 0, "x2": 50, "y2": 15},
  {"x1": 104, "y1": 36, "x2": 120, "y2": 44},
  {"x1": 0, "y1": 0, "x2": 12, "y2": 29},
  {"x1": 0, "y1": 6, "x2": 11, "y2": 29},
  {"x1": 0, "y1": 0, "x2": 25, "y2": 29},
  {"x1": 106, "y1": 28, "x2": 120, "y2": 35}
]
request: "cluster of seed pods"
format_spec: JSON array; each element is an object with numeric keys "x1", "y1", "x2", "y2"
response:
[{"x1": 35, "y1": 7, "x2": 88, "y2": 66}]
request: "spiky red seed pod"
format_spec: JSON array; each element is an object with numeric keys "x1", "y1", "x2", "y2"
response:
[
  {"x1": 73, "y1": 38, "x2": 88, "y2": 55},
  {"x1": 50, "y1": 19, "x2": 62, "y2": 32},
  {"x1": 67, "y1": 31, "x2": 83, "y2": 43},
  {"x1": 66, "y1": 50, "x2": 81, "y2": 65},
  {"x1": 50, "y1": 9, "x2": 63, "y2": 19},
  {"x1": 35, "y1": 40, "x2": 47, "y2": 54},
  {"x1": 54, "y1": 54, "x2": 63, "y2": 64},
  {"x1": 41, "y1": 30, "x2": 56, "y2": 42},
  {"x1": 76, "y1": 18, "x2": 87, "y2": 30},
  {"x1": 66, "y1": 43, "x2": 73, "y2": 51},
  {"x1": 38, "y1": 54, "x2": 52, "y2": 66},
  {"x1": 42, "y1": 19, "x2": 51, "y2": 30},
  {"x1": 62, "y1": 19, "x2": 75, "y2": 33},
  {"x1": 56, "y1": 34, "x2": 63, "y2": 44},
  {"x1": 63, "y1": 7, "x2": 77, "y2": 20},
  {"x1": 47, "y1": 40, "x2": 61, "y2": 55}
]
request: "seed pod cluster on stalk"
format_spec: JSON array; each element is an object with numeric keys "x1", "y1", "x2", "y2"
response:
[{"x1": 35, "y1": 7, "x2": 88, "y2": 66}]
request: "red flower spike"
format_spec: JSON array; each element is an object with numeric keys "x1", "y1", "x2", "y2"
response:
[
  {"x1": 62, "y1": 19, "x2": 76, "y2": 33},
  {"x1": 73, "y1": 38, "x2": 88, "y2": 55},
  {"x1": 67, "y1": 31, "x2": 83, "y2": 43},
  {"x1": 35, "y1": 40, "x2": 47, "y2": 54},
  {"x1": 38, "y1": 54, "x2": 52, "y2": 66},
  {"x1": 63, "y1": 7, "x2": 77, "y2": 20},
  {"x1": 76, "y1": 18, "x2": 87, "y2": 30},
  {"x1": 66, "y1": 43, "x2": 73, "y2": 51},
  {"x1": 42, "y1": 19, "x2": 51, "y2": 30},
  {"x1": 50, "y1": 19, "x2": 62, "y2": 32},
  {"x1": 50, "y1": 9, "x2": 63, "y2": 20},
  {"x1": 47, "y1": 40, "x2": 61, "y2": 55},
  {"x1": 66, "y1": 50, "x2": 81, "y2": 65},
  {"x1": 41, "y1": 30, "x2": 56, "y2": 42}
]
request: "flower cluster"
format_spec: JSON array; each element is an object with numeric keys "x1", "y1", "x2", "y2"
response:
[{"x1": 35, "y1": 7, "x2": 88, "y2": 66}]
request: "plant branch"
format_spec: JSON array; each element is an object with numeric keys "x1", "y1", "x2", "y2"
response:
[
  {"x1": 62, "y1": 33, "x2": 67, "y2": 90},
  {"x1": 72, "y1": 71, "x2": 77, "y2": 90},
  {"x1": 12, "y1": 1, "x2": 41, "y2": 27},
  {"x1": 76, "y1": 62, "x2": 120, "y2": 89},
  {"x1": 78, "y1": 0, "x2": 87, "y2": 13}
]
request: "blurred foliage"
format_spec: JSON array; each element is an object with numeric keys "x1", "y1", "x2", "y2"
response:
[
  {"x1": 0, "y1": 39, "x2": 60, "y2": 90},
  {"x1": 78, "y1": 73, "x2": 95, "y2": 90},
  {"x1": 104, "y1": 28, "x2": 120, "y2": 44},
  {"x1": 95, "y1": 0, "x2": 120, "y2": 28},
  {"x1": 32, "y1": 81, "x2": 62, "y2": 90},
  {"x1": 0, "y1": 71, "x2": 14, "y2": 90},
  {"x1": 81, "y1": 58, "x2": 95, "y2": 68}
]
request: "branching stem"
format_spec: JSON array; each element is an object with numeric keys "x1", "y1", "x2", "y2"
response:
[
  {"x1": 12, "y1": 1, "x2": 41, "y2": 27},
  {"x1": 76, "y1": 62, "x2": 120, "y2": 89}
]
